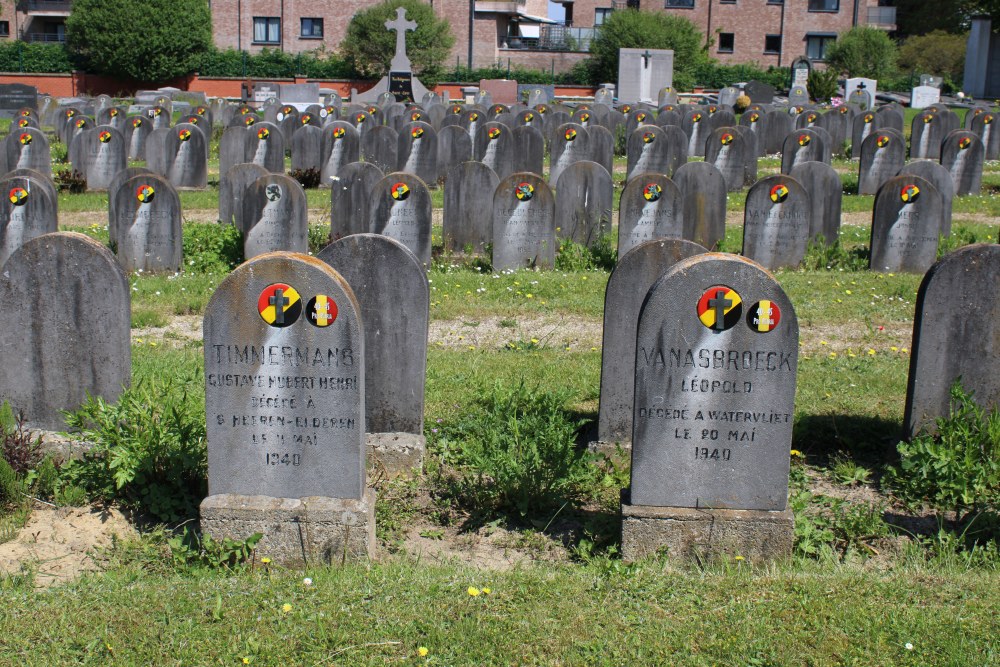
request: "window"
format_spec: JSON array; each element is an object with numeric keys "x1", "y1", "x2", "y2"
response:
[
  {"x1": 805, "y1": 34, "x2": 836, "y2": 60},
  {"x1": 767, "y1": 0, "x2": 783, "y2": 4},
  {"x1": 253, "y1": 17, "x2": 280, "y2": 44},
  {"x1": 0, "y1": 22, "x2": 8, "y2": 37},
  {"x1": 718, "y1": 32, "x2": 734, "y2": 53},
  {"x1": 301, "y1": 18, "x2": 323, "y2": 38},
  {"x1": 719, "y1": 0, "x2": 735, "y2": 4},
  {"x1": 594, "y1": 8, "x2": 612, "y2": 25},
  {"x1": 665, "y1": 0, "x2": 694, "y2": 7},
  {"x1": 808, "y1": 0, "x2": 839, "y2": 11},
  {"x1": 764, "y1": 34, "x2": 781, "y2": 54}
]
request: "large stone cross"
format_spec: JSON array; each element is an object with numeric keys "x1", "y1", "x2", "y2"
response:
[{"x1": 386, "y1": 7, "x2": 418, "y2": 73}]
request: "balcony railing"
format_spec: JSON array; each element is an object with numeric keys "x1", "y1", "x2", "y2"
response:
[
  {"x1": 24, "y1": 32, "x2": 66, "y2": 42},
  {"x1": 18, "y1": 0, "x2": 72, "y2": 13},
  {"x1": 866, "y1": 6, "x2": 896, "y2": 29},
  {"x1": 504, "y1": 25, "x2": 597, "y2": 52},
  {"x1": 475, "y1": 0, "x2": 526, "y2": 13}
]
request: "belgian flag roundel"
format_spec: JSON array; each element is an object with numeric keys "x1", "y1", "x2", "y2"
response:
[
  {"x1": 258, "y1": 283, "x2": 301, "y2": 327},
  {"x1": 697, "y1": 286, "x2": 742, "y2": 331},
  {"x1": 306, "y1": 295, "x2": 338, "y2": 328},
  {"x1": 746, "y1": 300, "x2": 781, "y2": 333}
]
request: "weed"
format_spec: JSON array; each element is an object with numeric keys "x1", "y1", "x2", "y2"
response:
[
  {"x1": 289, "y1": 167, "x2": 321, "y2": 189},
  {"x1": 168, "y1": 528, "x2": 262, "y2": 571},
  {"x1": 802, "y1": 236, "x2": 868, "y2": 271},
  {"x1": 0, "y1": 402, "x2": 43, "y2": 476},
  {"x1": 54, "y1": 168, "x2": 87, "y2": 193},
  {"x1": 308, "y1": 224, "x2": 331, "y2": 255},
  {"x1": 831, "y1": 454, "x2": 872, "y2": 486},
  {"x1": 555, "y1": 235, "x2": 616, "y2": 272},
  {"x1": 183, "y1": 223, "x2": 243, "y2": 273}
]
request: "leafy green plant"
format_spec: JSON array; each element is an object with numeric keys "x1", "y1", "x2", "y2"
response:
[
  {"x1": 555, "y1": 235, "x2": 616, "y2": 272},
  {"x1": 439, "y1": 381, "x2": 594, "y2": 519},
  {"x1": 55, "y1": 168, "x2": 86, "y2": 194},
  {"x1": 167, "y1": 528, "x2": 262, "y2": 571},
  {"x1": 60, "y1": 375, "x2": 207, "y2": 523},
  {"x1": 807, "y1": 68, "x2": 839, "y2": 103},
  {"x1": 888, "y1": 383, "x2": 1000, "y2": 521},
  {"x1": 182, "y1": 222, "x2": 243, "y2": 273},
  {"x1": 825, "y1": 26, "x2": 898, "y2": 80},
  {"x1": 802, "y1": 236, "x2": 868, "y2": 271},
  {"x1": 0, "y1": 402, "x2": 42, "y2": 476},
  {"x1": 831, "y1": 454, "x2": 873, "y2": 486}
]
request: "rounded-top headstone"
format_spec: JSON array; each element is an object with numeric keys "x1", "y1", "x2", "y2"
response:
[
  {"x1": 369, "y1": 172, "x2": 433, "y2": 267},
  {"x1": 869, "y1": 174, "x2": 942, "y2": 274},
  {"x1": 742, "y1": 174, "x2": 811, "y2": 270},
  {"x1": 492, "y1": 172, "x2": 556, "y2": 271}
]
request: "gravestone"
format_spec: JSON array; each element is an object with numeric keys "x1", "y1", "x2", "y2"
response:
[
  {"x1": 435, "y1": 125, "x2": 472, "y2": 181},
  {"x1": 791, "y1": 57, "x2": 812, "y2": 89},
  {"x1": 910, "y1": 85, "x2": 941, "y2": 110},
  {"x1": 742, "y1": 175, "x2": 811, "y2": 270},
  {"x1": 970, "y1": 111, "x2": 1000, "y2": 160},
  {"x1": 0, "y1": 232, "x2": 129, "y2": 430},
  {"x1": 242, "y1": 174, "x2": 309, "y2": 258},
  {"x1": 626, "y1": 125, "x2": 673, "y2": 181},
  {"x1": 780, "y1": 128, "x2": 829, "y2": 174},
  {"x1": 492, "y1": 173, "x2": 555, "y2": 270},
  {"x1": 219, "y1": 164, "x2": 268, "y2": 228},
  {"x1": 524, "y1": 85, "x2": 554, "y2": 107},
  {"x1": 361, "y1": 125, "x2": 398, "y2": 175},
  {"x1": 869, "y1": 174, "x2": 942, "y2": 273},
  {"x1": 0, "y1": 84, "x2": 38, "y2": 119},
  {"x1": 353, "y1": 8, "x2": 429, "y2": 104},
  {"x1": 845, "y1": 78, "x2": 876, "y2": 110},
  {"x1": 588, "y1": 124, "x2": 616, "y2": 177},
  {"x1": 200, "y1": 252, "x2": 373, "y2": 565},
  {"x1": 554, "y1": 161, "x2": 613, "y2": 247},
  {"x1": 899, "y1": 160, "x2": 955, "y2": 237},
  {"x1": 738, "y1": 109, "x2": 767, "y2": 157},
  {"x1": 397, "y1": 121, "x2": 438, "y2": 185},
  {"x1": 718, "y1": 87, "x2": 739, "y2": 108},
  {"x1": 331, "y1": 162, "x2": 383, "y2": 241},
  {"x1": 940, "y1": 130, "x2": 985, "y2": 195},
  {"x1": 704, "y1": 127, "x2": 748, "y2": 192},
  {"x1": 247, "y1": 122, "x2": 287, "y2": 174},
  {"x1": 124, "y1": 115, "x2": 152, "y2": 161},
  {"x1": 910, "y1": 111, "x2": 945, "y2": 160},
  {"x1": 164, "y1": 124, "x2": 208, "y2": 189},
  {"x1": 114, "y1": 173, "x2": 183, "y2": 273},
  {"x1": 512, "y1": 125, "x2": 544, "y2": 175},
  {"x1": 593, "y1": 239, "x2": 707, "y2": 452},
  {"x1": 474, "y1": 122, "x2": 515, "y2": 180},
  {"x1": 789, "y1": 161, "x2": 842, "y2": 246},
  {"x1": 788, "y1": 86, "x2": 809, "y2": 107},
  {"x1": 682, "y1": 107, "x2": 711, "y2": 157},
  {"x1": 549, "y1": 123, "x2": 590, "y2": 186},
  {"x1": 0, "y1": 174, "x2": 58, "y2": 266},
  {"x1": 658, "y1": 87, "x2": 679, "y2": 107},
  {"x1": 817, "y1": 107, "x2": 851, "y2": 155},
  {"x1": 795, "y1": 109, "x2": 821, "y2": 130},
  {"x1": 733, "y1": 126, "x2": 760, "y2": 186},
  {"x1": 762, "y1": 111, "x2": 794, "y2": 156},
  {"x1": 369, "y1": 173, "x2": 433, "y2": 266},
  {"x1": 481, "y1": 79, "x2": 519, "y2": 105},
  {"x1": 5, "y1": 126, "x2": 51, "y2": 178},
  {"x1": 321, "y1": 122, "x2": 362, "y2": 183},
  {"x1": 858, "y1": 132, "x2": 906, "y2": 195},
  {"x1": 903, "y1": 244, "x2": 1000, "y2": 438},
  {"x1": 622, "y1": 253, "x2": 797, "y2": 562},
  {"x1": 673, "y1": 162, "x2": 726, "y2": 250},
  {"x1": 618, "y1": 49, "x2": 674, "y2": 104},
  {"x1": 617, "y1": 174, "x2": 684, "y2": 257},
  {"x1": 850, "y1": 110, "x2": 879, "y2": 159},
  {"x1": 443, "y1": 161, "x2": 499, "y2": 253},
  {"x1": 655, "y1": 109, "x2": 681, "y2": 129},
  {"x1": 79, "y1": 126, "x2": 126, "y2": 191},
  {"x1": 317, "y1": 235, "x2": 429, "y2": 475},
  {"x1": 744, "y1": 81, "x2": 776, "y2": 104},
  {"x1": 290, "y1": 124, "x2": 323, "y2": 173}
]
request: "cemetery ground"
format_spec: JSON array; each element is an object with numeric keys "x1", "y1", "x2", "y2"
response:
[{"x1": 2, "y1": 114, "x2": 1000, "y2": 664}]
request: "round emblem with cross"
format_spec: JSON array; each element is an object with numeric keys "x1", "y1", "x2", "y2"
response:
[
  {"x1": 697, "y1": 286, "x2": 742, "y2": 331},
  {"x1": 391, "y1": 182, "x2": 410, "y2": 201},
  {"x1": 642, "y1": 131, "x2": 656, "y2": 144},
  {"x1": 411, "y1": 126, "x2": 424, "y2": 139},
  {"x1": 769, "y1": 184, "x2": 789, "y2": 203},
  {"x1": 99, "y1": 130, "x2": 113, "y2": 143},
  {"x1": 258, "y1": 284, "x2": 301, "y2": 327},
  {"x1": 19, "y1": 133, "x2": 32, "y2": 145},
  {"x1": 643, "y1": 183, "x2": 662, "y2": 202},
  {"x1": 515, "y1": 182, "x2": 534, "y2": 201},
  {"x1": 900, "y1": 184, "x2": 920, "y2": 203},
  {"x1": 488, "y1": 127, "x2": 501, "y2": 140},
  {"x1": 564, "y1": 128, "x2": 577, "y2": 141},
  {"x1": 9, "y1": 187, "x2": 28, "y2": 206},
  {"x1": 333, "y1": 126, "x2": 346, "y2": 139},
  {"x1": 136, "y1": 184, "x2": 155, "y2": 203},
  {"x1": 876, "y1": 135, "x2": 891, "y2": 148},
  {"x1": 797, "y1": 134, "x2": 811, "y2": 146},
  {"x1": 257, "y1": 127, "x2": 270, "y2": 140},
  {"x1": 720, "y1": 132, "x2": 733, "y2": 146}
]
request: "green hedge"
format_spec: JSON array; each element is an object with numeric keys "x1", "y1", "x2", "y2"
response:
[
  {"x1": 197, "y1": 48, "x2": 353, "y2": 79},
  {"x1": 0, "y1": 42, "x2": 73, "y2": 73}
]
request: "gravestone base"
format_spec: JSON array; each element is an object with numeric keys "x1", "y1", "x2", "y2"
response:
[
  {"x1": 200, "y1": 491, "x2": 376, "y2": 567},
  {"x1": 366, "y1": 432, "x2": 425, "y2": 478},
  {"x1": 587, "y1": 439, "x2": 631, "y2": 462},
  {"x1": 620, "y1": 496, "x2": 793, "y2": 563}
]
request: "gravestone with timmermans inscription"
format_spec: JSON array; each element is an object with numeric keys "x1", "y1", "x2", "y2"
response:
[
  {"x1": 242, "y1": 174, "x2": 309, "y2": 259},
  {"x1": 318, "y1": 234, "x2": 429, "y2": 476},
  {"x1": 869, "y1": 174, "x2": 942, "y2": 274},
  {"x1": 330, "y1": 162, "x2": 383, "y2": 241},
  {"x1": 114, "y1": 173, "x2": 183, "y2": 273},
  {"x1": 903, "y1": 243, "x2": 1000, "y2": 438},
  {"x1": 200, "y1": 251, "x2": 374, "y2": 565},
  {"x1": 622, "y1": 252, "x2": 797, "y2": 562},
  {"x1": 0, "y1": 173, "x2": 58, "y2": 267},
  {"x1": 592, "y1": 238, "x2": 707, "y2": 453},
  {"x1": 742, "y1": 175, "x2": 811, "y2": 270},
  {"x1": 0, "y1": 232, "x2": 130, "y2": 430},
  {"x1": 369, "y1": 173, "x2": 433, "y2": 267},
  {"x1": 492, "y1": 172, "x2": 555, "y2": 270},
  {"x1": 617, "y1": 174, "x2": 684, "y2": 257},
  {"x1": 443, "y1": 161, "x2": 499, "y2": 254}
]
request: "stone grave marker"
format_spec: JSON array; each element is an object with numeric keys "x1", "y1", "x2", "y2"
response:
[
  {"x1": 200, "y1": 252, "x2": 373, "y2": 565},
  {"x1": 549, "y1": 123, "x2": 590, "y2": 186},
  {"x1": 594, "y1": 238, "x2": 707, "y2": 451},
  {"x1": 492, "y1": 172, "x2": 555, "y2": 270},
  {"x1": 903, "y1": 243, "x2": 1000, "y2": 438},
  {"x1": 708, "y1": 107, "x2": 737, "y2": 132},
  {"x1": 681, "y1": 107, "x2": 711, "y2": 157},
  {"x1": 858, "y1": 131, "x2": 906, "y2": 195},
  {"x1": 673, "y1": 162, "x2": 726, "y2": 250},
  {"x1": 220, "y1": 163, "x2": 269, "y2": 228},
  {"x1": 524, "y1": 85, "x2": 554, "y2": 107},
  {"x1": 481, "y1": 79, "x2": 519, "y2": 105},
  {"x1": 474, "y1": 121, "x2": 515, "y2": 180},
  {"x1": 622, "y1": 252, "x2": 797, "y2": 562},
  {"x1": 617, "y1": 174, "x2": 684, "y2": 257},
  {"x1": 0, "y1": 84, "x2": 38, "y2": 119},
  {"x1": 164, "y1": 124, "x2": 208, "y2": 189},
  {"x1": 145, "y1": 105, "x2": 171, "y2": 131},
  {"x1": 114, "y1": 173, "x2": 182, "y2": 273},
  {"x1": 733, "y1": 126, "x2": 760, "y2": 186},
  {"x1": 658, "y1": 87, "x2": 679, "y2": 107},
  {"x1": 554, "y1": 161, "x2": 613, "y2": 247},
  {"x1": 317, "y1": 234, "x2": 429, "y2": 475},
  {"x1": 331, "y1": 162, "x2": 383, "y2": 241},
  {"x1": 5, "y1": 126, "x2": 50, "y2": 178},
  {"x1": 435, "y1": 125, "x2": 472, "y2": 182},
  {"x1": 910, "y1": 85, "x2": 941, "y2": 110},
  {"x1": 443, "y1": 161, "x2": 499, "y2": 254},
  {"x1": 588, "y1": 124, "x2": 615, "y2": 177},
  {"x1": 788, "y1": 85, "x2": 809, "y2": 107},
  {"x1": 876, "y1": 105, "x2": 905, "y2": 133},
  {"x1": 626, "y1": 125, "x2": 672, "y2": 181},
  {"x1": 512, "y1": 125, "x2": 544, "y2": 175},
  {"x1": 79, "y1": 126, "x2": 126, "y2": 191},
  {"x1": 242, "y1": 174, "x2": 309, "y2": 258},
  {"x1": 247, "y1": 122, "x2": 287, "y2": 174},
  {"x1": 845, "y1": 78, "x2": 876, "y2": 109},
  {"x1": 762, "y1": 110, "x2": 793, "y2": 156},
  {"x1": 321, "y1": 121, "x2": 361, "y2": 183},
  {"x1": 704, "y1": 127, "x2": 748, "y2": 192},
  {"x1": 940, "y1": 130, "x2": 985, "y2": 195},
  {"x1": 738, "y1": 109, "x2": 767, "y2": 157},
  {"x1": 124, "y1": 115, "x2": 152, "y2": 162},
  {"x1": 742, "y1": 175, "x2": 811, "y2": 270},
  {"x1": 107, "y1": 166, "x2": 155, "y2": 240},
  {"x1": 718, "y1": 87, "x2": 739, "y2": 108},
  {"x1": 744, "y1": 80, "x2": 776, "y2": 104},
  {"x1": 361, "y1": 124, "x2": 398, "y2": 175},
  {"x1": 869, "y1": 174, "x2": 942, "y2": 273},
  {"x1": 910, "y1": 111, "x2": 945, "y2": 160},
  {"x1": 0, "y1": 232, "x2": 129, "y2": 430},
  {"x1": 817, "y1": 106, "x2": 851, "y2": 156},
  {"x1": 0, "y1": 174, "x2": 58, "y2": 267},
  {"x1": 795, "y1": 109, "x2": 821, "y2": 130},
  {"x1": 655, "y1": 108, "x2": 681, "y2": 128},
  {"x1": 849, "y1": 110, "x2": 877, "y2": 159},
  {"x1": 970, "y1": 111, "x2": 1000, "y2": 160},
  {"x1": 290, "y1": 124, "x2": 323, "y2": 173},
  {"x1": 780, "y1": 128, "x2": 829, "y2": 174},
  {"x1": 789, "y1": 161, "x2": 842, "y2": 246},
  {"x1": 899, "y1": 160, "x2": 954, "y2": 236},
  {"x1": 369, "y1": 173, "x2": 433, "y2": 266},
  {"x1": 397, "y1": 121, "x2": 438, "y2": 185}
]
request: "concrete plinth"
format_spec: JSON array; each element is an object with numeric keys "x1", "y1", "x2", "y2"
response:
[
  {"x1": 366, "y1": 432, "x2": 425, "y2": 478},
  {"x1": 200, "y1": 490, "x2": 376, "y2": 567},
  {"x1": 621, "y1": 494, "x2": 793, "y2": 563}
]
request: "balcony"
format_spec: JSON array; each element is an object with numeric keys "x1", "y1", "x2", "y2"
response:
[
  {"x1": 504, "y1": 25, "x2": 597, "y2": 51},
  {"x1": 24, "y1": 32, "x2": 66, "y2": 42},
  {"x1": 475, "y1": 0, "x2": 526, "y2": 14},
  {"x1": 865, "y1": 6, "x2": 896, "y2": 30},
  {"x1": 18, "y1": 0, "x2": 72, "y2": 14}
]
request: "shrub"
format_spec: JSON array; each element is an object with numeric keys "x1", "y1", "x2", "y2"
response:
[
  {"x1": 807, "y1": 68, "x2": 839, "y2": 104},
  {"x1": 0, "y1": 402, "x2": 42, "y2": 477},
  {"x1": 0, "y1": 42, "x2": 72, "y2": 73},
  {"x1": 825, "y1": 26, "x2": 898, "y2": 80},
  {"x1": 898, "y1": 31, "x2": 967, "y2": 93},
  {"x1": 182, "y1": 222, "x2": 243, "y2": 273},
  {"x1": 692, "y1": 61, "x2": 789, "y2": 90},
  {"x1": 54, "y1": 169, "x2": 86, "y2": 194}
]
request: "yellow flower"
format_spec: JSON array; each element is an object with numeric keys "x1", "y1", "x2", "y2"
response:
[
  {"x1": 845, "y1": 290, "x2": 852, "y2": 295},
  {"x1": 261, "y1": 557, "x2": 271, "y2": 564},
  {"x1": 467, "y1": 587, "x2": 480, "y2": 597},
  {"x1": 418, "y1": 647, "x2": 429, "y2": 657},
  {"x1": 481, "y1": 587, "x2": 491, "y2": 594},
  {"x1": 734, "y1": 555, "x2": 745, "y2": 561},
  {"x1": 790, "y1": 449, "x2": 803, "y2": 457},
  {"x1": 868, "y1": 349, "x2": 876, "y2": 356},
  {"x1": 243, "y1": 659, "x2": 251, "y2": 665},
  {"x1": 281, "y1": 603, "x2": 292, "y2": 613},
  {"x1": 820, "y1": 341, "x2": 828, "y2": 346},
  {"x1": 890, "y1": 346, "x2": 898, "y2": 352},
  {"x1": 530, "y1": 338, "x2": 539, "y2": 344}
]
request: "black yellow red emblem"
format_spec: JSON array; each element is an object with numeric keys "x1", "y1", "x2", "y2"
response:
[
  {"x1": 642, "y1": 131, "x2": 656, "y2": 144},
  {"x1": 643, "y1": 183, "x2": 662, "y2": 202},
  {"x1": 99, "y1": 130, "x2": 112, "y2": 143},
  {"x1": 720, "y1": 132, "x2": 733, "y2": 146},
  {"x1": 697, "y1": 286, "x2": 742, "y2": 331},
  {"x1": 876, "y1": 135, "x2": 890, "y2": 148},
  {"x1": 257, "y1": 127, "x2": 269, "y2": 140},
  {"x1": 244, "y1": 116, "x2": 256, "y2": 126},
  {"x1": 136, "y1": 184, "x2": 155, "y2": 203},
  {"x1": 177, "y1": 129, "x2": 191, "y2": 142},
  {"x1": 132, "y1": 117, "x2": 143, "y2": 128},
  {"x1": 691, "y1": 113, "x2": 702, "y2": 123},
  {"x1": 797, "y1": 134, "x2": 810, "y2": 146},
  {"x1": 17, "y1": 119, "x2": 29, "y2": 128},
  {"x1": 900, "y1": 184, "x2": 920, "y2": 203},
  {"x1": 769, "y1": 183, "x2": 789, "y2": 203},
  {"x1": 923, "y1": 114, "x2": 934, "y2": 124},
  {"x1": 258, "y1": 284, "x2": 302, "y2": 327},
  {"x1": 515, "y1": 182, "x2": 534, "y2": 201},
  {"x1": 9, "y1": 187, "x2": 28, "y2": 206},
  {"x1": 306, "y1": 295, "x2": 338, "y2": 328},
  {"x1": 333, "y1": 126, "x2": 346, "y2": 139},
  {"x1": 391, "y1": 182, "x2": 410, "y2": 201},
  {"x1": 488, "y1": 127, "x2": 501, "y2": 140},
  {"x1": 411, "y1": 126, "x2": 424, "y2": 139},
  {"x1": 746, "y1": 300, "x2": 781, "y2": 333},
  {"x1": 564, "y1": 128, "x2": 577, "y2": 141},
  {"x1": 19, "y1": 133, "x2": 31, "y2": 145},
  {"x1": 959, "y1": 136, "x2": 972, "y2": 150}
]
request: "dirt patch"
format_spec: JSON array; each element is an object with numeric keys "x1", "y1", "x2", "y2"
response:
[
  {"x1": 0, "y1": 505, "x2": 137, "y2": 588},
  {"x1": 132, "y1": 315, "x2": 203, "y2": 348},
  {"x1": 430, "y1": 315, "x2": 602, "y2": 351},
  {"x1": 401, "y1": 523, "x2": 569, "y2": 569}
]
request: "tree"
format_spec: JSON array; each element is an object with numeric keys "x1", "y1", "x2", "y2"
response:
[
  {"x1": 824, "y1": 27, "x2": 898, "y2": 81},
  {"x1": 898, "y1": 31, "x2": 967, "y2": 87},
  {"x1": 66, "y1": 0, "x2": 211, "y2": 83},
  {"x1": 586, "y1": 9, "x2": 707, "y2": 90},
  {"x1": 341, "y1": 0, "x2": 455, "y2": 79}
]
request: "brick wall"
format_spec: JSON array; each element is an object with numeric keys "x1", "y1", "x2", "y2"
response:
[{"x1": 499, "y1": 49, "x2": 589, "y2": 73}]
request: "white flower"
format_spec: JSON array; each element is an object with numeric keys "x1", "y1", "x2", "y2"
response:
[
  {"x1": 303, "y1": 577, "x2": 313, "y2": 587},
  {"x1": 905, "y1": 643, "x2": 914, "y2": 651}
]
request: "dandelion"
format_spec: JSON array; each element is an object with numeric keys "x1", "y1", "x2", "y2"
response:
[
  {"x1": 526, "y1": 293, "x2": 534, "y2": 299},
  {"x1": 868, "y1": 348, "x2": 876, "y2": 355},
  {"x1": 261, "y1": 557, "x2": 271, "y2": 565},
  {"x1": 243, "y1": 658, "x2": 251, "y2": 664},
  {"x1": 482, "y1": 587, "x2": 491, "y2": 594},
  {"x1": 468, "y1": 345, "x2": 475, "y2": 350},
  {"x1": 530, "y1": 338, "x2": 539, "y2": 344},
  {"x1": 790, "y1": 449, "x2": 802, "y2": 457},
  {"x1": 282, "y1": 603, "x2": 292, "y2": 613},
  {"x1": 845, "y1": 290, "x2": 852, "y2": 295},
  {"x1": 418, "y1": 647, "x2": 429, "y2": 657},
  {"x1": 467, "y1": 586, "x2": 481, "y2": 597},
  {"x1": 820, "y1": 341, "x2": 828, "y2": 346},
  {"x1": 303, "y1": 577, "x2": 313, "y2": 586},
  {"x1": 734, "y1": 556, "x2": 745, "y2": 562},
  {"x1": 890, "y1": 346, "x2": 898, "y2": 352}
]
